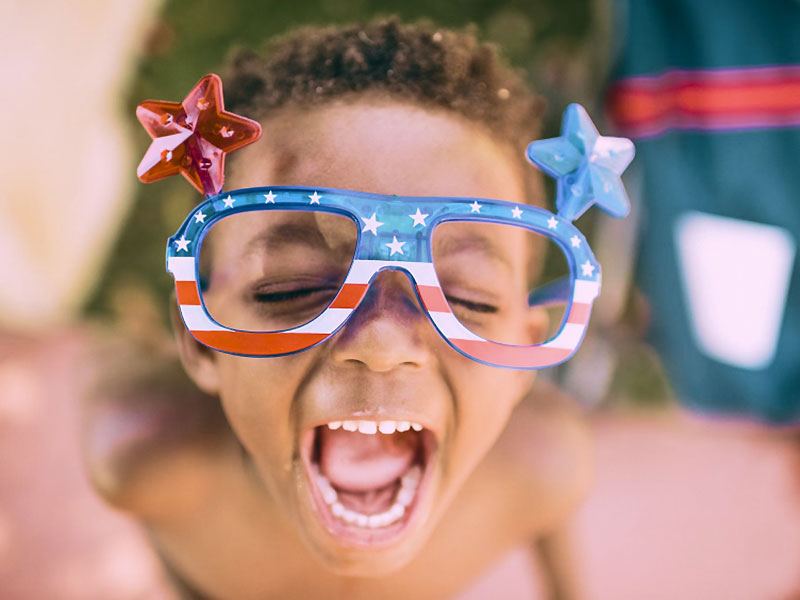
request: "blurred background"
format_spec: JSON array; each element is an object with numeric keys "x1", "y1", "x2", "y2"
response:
[{"x1": 1, "y1": 0, "x2": 798, "y2": 598}]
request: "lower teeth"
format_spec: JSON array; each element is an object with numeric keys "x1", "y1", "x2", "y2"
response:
[{"x1": 314, "y1": 465, "x2": 422, "y2": 529}]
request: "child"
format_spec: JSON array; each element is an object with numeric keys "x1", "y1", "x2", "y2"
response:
[{"x1": 84, "y1": 17, "x2": 629, "y2": 598}]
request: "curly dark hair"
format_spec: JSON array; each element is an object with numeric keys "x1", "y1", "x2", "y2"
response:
[{"x1": 223, "y1": 17, "x2": 545, "y2": 203}]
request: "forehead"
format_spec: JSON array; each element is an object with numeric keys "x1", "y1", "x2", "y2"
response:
[{"x1": 228, "y1": 99, "x2": 525, "y2": 203}]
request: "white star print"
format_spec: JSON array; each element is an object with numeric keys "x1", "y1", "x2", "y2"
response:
[
  {"x1": 223, "y1": 195, "x2": 235, "y2": 208},
  {"x1": 175, "y1": 235, "x2": 191, "y2": 252},
  {"x1": 264, "y1": 191, "x2": 276, "y2": 203},
  {"x1": 309, "y1": 191, "x2": 322, "y2": 204},
  {"x1": 547, "y1": 216, "x2": 558, "y2": 230},
  {"x1": 361, "y1": 212, "x2": 384, "y2": 235},
  {"x1": 570, "y1": 235, "x2": 581, "y2": 248},
  {"x1": 511, "y1": 206, "x2": 523, "y2": 219},
  {"x1": 194, "y1": 210, "x2": 206, "y2": 224},
  {"x1": 386, "y1": 236, "x2": 405, "y2": 256},
  {"x1": 469, "y1": 201, "x2": 482, "y2": 213},
  {"x1": 581, "y1": 260, "x2": 595, "y2": 277},
  {"x1": 409, "y1": 208, "x2": 429, "y2": 227}
]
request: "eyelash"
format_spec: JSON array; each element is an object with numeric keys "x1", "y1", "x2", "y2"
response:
[
  {"x1": 251, "y1": 287, "x2": 498, "y2": 314},
  {"x1": 252, "y1": 286, "x2": 336, "y2": 303},
  {"x1": 446, "y1": 295, "x2": 498, "y2": 314}
]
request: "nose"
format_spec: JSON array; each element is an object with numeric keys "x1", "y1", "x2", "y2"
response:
[{"x1": 329, "y1": 269, "x2": 435, "y2": 371}]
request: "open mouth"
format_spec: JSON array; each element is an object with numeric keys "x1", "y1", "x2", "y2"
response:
[{"x1": 301, "y1": 419, "x2": 437, "y2": 546}]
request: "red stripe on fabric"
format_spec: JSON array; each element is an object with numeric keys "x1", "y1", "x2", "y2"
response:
[
  {"x1": 175, "y1": 281, "x2": 201, "y2": 305},
  {"x1": 450, "y1": 339, "x2": 571, "y2": 369},
  {"x1": 192, "y1": 330, "x2": 327, "y2": 355},
  {"x1": 417, "y1": 285, "x2": 451, "y2": 313},
  {"x1": 330, "y1": 283, "x2": 368, "y2": 309},
  {"x1": 607, "y1": 66, "x2": 800, "y2": 138},
  {"x1": 567, "y1": 302, "x2": 591, "y2": 325}
]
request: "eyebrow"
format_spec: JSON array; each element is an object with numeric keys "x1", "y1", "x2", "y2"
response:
[
  {"x1": 434, "y1": 232, "x2": 512, "y2": 269},
  {"x1": 242, "y1": 222, "x2": 331, "y2": 257}
]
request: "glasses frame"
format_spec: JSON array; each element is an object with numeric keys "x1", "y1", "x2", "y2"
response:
[{"x1": 167, "y1": 186, "x2": 601, "y2": 369}]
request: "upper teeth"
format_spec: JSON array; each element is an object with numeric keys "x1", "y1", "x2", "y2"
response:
[{"x1": 327, "y1": 420, "x2": 423, "y2": 435}]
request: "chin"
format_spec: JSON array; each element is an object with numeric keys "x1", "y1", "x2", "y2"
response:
[{"x1": 306, "y1": 537, "x2": 422, "y2": 578}]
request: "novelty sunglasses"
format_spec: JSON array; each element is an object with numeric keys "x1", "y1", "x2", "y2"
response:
[{"x1": 138, "y1": 75, "x2": 635, "y2": 369}]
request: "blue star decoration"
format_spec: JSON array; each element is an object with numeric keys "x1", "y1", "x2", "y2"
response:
[{"x1": 526, "y1": 104, "x2": 635, "y2": 223}]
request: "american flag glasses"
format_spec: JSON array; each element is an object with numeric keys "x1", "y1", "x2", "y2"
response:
[{"x1": 167, "y1": 186, "x2": 602, "y2": 369}]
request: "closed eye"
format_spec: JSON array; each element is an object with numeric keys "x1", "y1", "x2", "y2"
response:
[
  {"x1": 445, "y1": 295, "x2": 498, "y2": 314},
  {"x1": 253, "y1": 286, "x2": 337, "y2": 303}
]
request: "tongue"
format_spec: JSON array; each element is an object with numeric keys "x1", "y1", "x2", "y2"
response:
[
  {"x1": 337, "y1": 483, "x2": 399, "y2": 514},
  {"x1": 317, "y1": 427, "x2": 418, "y2": 492}
]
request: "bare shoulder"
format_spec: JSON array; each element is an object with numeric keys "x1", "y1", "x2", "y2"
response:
[
  {"x1": 487, "y1": 379, "x2": 593, "y2": 534},
  {"x1": 80, "y1": 335, "x2": 236, "y2": 522}
]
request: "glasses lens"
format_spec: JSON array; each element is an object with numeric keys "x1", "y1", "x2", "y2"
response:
[
  {"x1": 198, "y1": 209, "x2": 358, "y2": 332},
  {"x1": 431, "y1": 220, "x2": 572, "y2": 345}
]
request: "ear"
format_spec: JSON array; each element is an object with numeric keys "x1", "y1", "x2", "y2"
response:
[
  {"x1": 170, "y1": 298, "x2": 221, "y2": 396},
  {"x1": 524, "y1": 305, "x2": 550, "y2": 346}
]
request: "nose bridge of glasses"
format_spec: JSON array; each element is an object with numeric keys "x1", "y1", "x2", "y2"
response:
[
  {"x1": 348, "y1": 262, "x2": 431, "y2": 309},
  {"x1": 332, "y1": 260, "x2": 457, "y2": 352},
  {"x1": 344, "y1": 257, "x2": 443, "y2": 302},
  {"x1": 327, "y1": 266, "x2": 427, "y2": 347},
  {"x1": 367, "y1": 265, "x2": 419, "y2": 296}
]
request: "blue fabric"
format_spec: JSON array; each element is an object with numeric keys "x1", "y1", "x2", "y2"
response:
[{"x1": 610, "y1": 0, "x2": 800, "y2": 423}]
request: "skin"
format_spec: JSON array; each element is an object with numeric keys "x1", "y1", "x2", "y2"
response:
[{"x1": 82, "y1": 99, "x2": 591, "y2": 599}]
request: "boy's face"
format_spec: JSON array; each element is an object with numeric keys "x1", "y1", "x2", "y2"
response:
[{"x1": 178, "y1": 100, "x2": 544, "y2": 575}]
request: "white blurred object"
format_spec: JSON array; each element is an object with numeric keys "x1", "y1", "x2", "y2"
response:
[
  {"x1": 0, "y1": 0, "x2": 163, "y2": 331},
  {"x1": 675, "y1": 211, "x2": 796, "y2": 369}
]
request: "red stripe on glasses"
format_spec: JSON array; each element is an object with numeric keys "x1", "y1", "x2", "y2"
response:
[
  {"x1": 450, "y1": 339, "x2": 572, "y2": 369},
  {"x1": 567, "y1": 302, "x2": 591, "y2": 325},
  {"x1": 417, "y1": 285, "x2": 451, "y2": 313},
  {"x1": 192, "y1": 330, "x2": 327, "y2": 355},
  {"x1": 330, "y1": 283, "x2": 368, "y2": 309},
  {"x1": 176, "y1": 281, "x2": 201, "y2": 305}
]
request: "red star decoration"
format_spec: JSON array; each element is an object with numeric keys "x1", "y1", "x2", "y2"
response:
[{"x1": 136, "y1": 73, "x2": 262, "y2": 196}]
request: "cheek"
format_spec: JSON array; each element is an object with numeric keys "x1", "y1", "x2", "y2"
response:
[
  {"x1": 446, "y1": 357, "x2": 535, "y2": 463},
  {"x1": 459, "y1": 358, "x2": 534, "y2": 407},
  {"x1": 214, "y1": 354, "x2": 309, "y2": 472}
]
